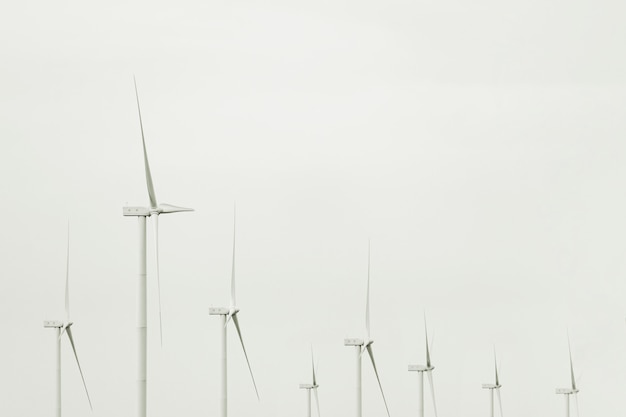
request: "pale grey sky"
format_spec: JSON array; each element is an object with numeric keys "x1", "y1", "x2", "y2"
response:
[{"x1": 1, "y1": 1, "x2": 626, "y2": 416}]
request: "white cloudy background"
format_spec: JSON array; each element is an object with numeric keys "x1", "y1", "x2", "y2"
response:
[{"x1": 1, "y1": 0, "x2": 626, "y2": 416}]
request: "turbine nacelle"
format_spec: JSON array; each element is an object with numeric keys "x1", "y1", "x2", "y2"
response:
[
  {"x1": 208, "y1": 307, "x2": 241, "y2": 317},
  {"x1": 343, "y1": 338, "x2": 364, "y2": 346},
  {"x1": 299, "y1": 383, "x2": 319, "y2": 389},
  {"x1": 556, "y1": 388, "x2": 579, "y2": 395},
  {"x1": 482, "y1": 383, "x2": 501, "y2": 389},
  {"x1": 408, "y1": 364, "x2": 435, "y2": 372},
  {"x1": 209, "y1": 307, "x2": 230, "y2": 315}
]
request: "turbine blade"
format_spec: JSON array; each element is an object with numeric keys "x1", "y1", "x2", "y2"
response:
[
  {"x1": 65, "y1": 222, "x2": 70, "y2": 322},
  {"x1": 231, "y1": 205, "x2": 236, "y2": 308},
  {"x1": 158, "y1": 204, "x2": 194, "y2": 214},
  {"x1": 59, "y1": 323, "x2": 68, "y2": 340},
  {"x1": 568, "y1": 334, "x2": 576, "y2": 391},
  {"x1": 311, "y1": 345, "x2": 317, "y2": 386},
  {"x1": 365, "y1": 240, "x2": 370, "y2": 340},
  {"x1": 66, "y1": 327, "x2": 93, "y2": 410},
  {"x1": 574, "y1": 392, "x2": 580, "y2": 417},
  {"x1": 133, "y1": 76, "x2": 157, "y2": 209},
  {"x1": 427, "y1": 370, "x2": 438, "y2": 417},
  {"x1": 153, "y1": 214, "x2": 163, "y2": 347},
  {"x1": 365, "y1": 345, "x2": 390, "y2": 417},
  {"x1": 359, "y1": 345, "x2": 366, "y2": 357},
  {"x1": 232, "y1": 314, "x2": 260, "y2": 400},
  {"x1": 496, "y1": 387, "x2": 503, "y2": 417},
  {"x1": 313, "y1": 387, "x2": 321, "y2": 417},
  {"x1": 494, "y1": 347, "x2": 499, "y2": 386},
  {"x1": 424, "y1": 314, "x2": 431, "y2": 368}
]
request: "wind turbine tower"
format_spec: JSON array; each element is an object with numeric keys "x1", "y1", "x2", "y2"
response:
[
  {"x1": 407, "y1": 317, "x2": 438, "y2": 417},
  {"x1": 209, "y1": 207, "x2": 259, "y2": 417},
  {"x1": 481, "y1": 349, "x2": 503, "y2": 417},
  {"x1": 43, "y1": 226, "x2": 92, "y2": 417},
  {"x1": 123, "y1": 78, "x2": 193, "y2": 417},
  {"x1": 555, "y1": 337, "x2": 579, "y2": 417},
  {"x1": 343, "y1": 242, "x2": 391, "y2": 417},
  {"x1": 299, "y1": 348, "x2": 321, "y2": 417}
]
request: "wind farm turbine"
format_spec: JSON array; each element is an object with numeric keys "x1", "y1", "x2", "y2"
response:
[
  {"x1": 481, "y1": 348, "x2": 503, "y2": 417},
  {"x1": 122, "y1": 78, "x2": 193, "y2": 417},
  {"x1": 43, "y1": 226, "x2": 93, "y2": 417},
  {"x1": 344, "y1": 242, "x2": 391, "y2": 417},
  {"x1": 407, "y1": 317, "x2": 438, "y2": 417},
  {"x1": 299, "y1": 347, "x2": 321, "y2": 417},
  {"x1": 209, "y1": 207, "x2": 260, "y2": 417},
  {"x1": 555, "y1": 336, "x2": 580, "y2": 417}
]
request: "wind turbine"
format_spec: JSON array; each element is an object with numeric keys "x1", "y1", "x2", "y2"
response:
[
  {"x1": 299, "y1": 347, "x2": 321, "y2": 417},
  {"x1": 555, "y1": 336, "x2": 580, "y2": 417},
  {"x1": 209, "y1": 207, "x2": 259, "y2": 417},
  {"x1": 344, "y1": 242, "x2": 391, "y2": 417},
  {"x1": 43, "y1": 225, "x2": 92, "y2": 417},
  {"x1": 122, "y1": 78, "x2": 193, "y2": 417},
  {"x1": 407, "y1": 316, "x2": 438, "y2": 417},
  {"x1": 481, "y1": 348, "x2": 503, "y2": 417}
]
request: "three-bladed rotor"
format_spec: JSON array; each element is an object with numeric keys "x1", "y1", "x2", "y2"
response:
[
  {"x1": 47, "y1": 225, "x2": 93, "y2": 411},
  {"x1": 556, "y1": 333, "x2": 581, "y2": 417},
  {"x1": 127, "y1": 77, "x2": 194, "y2": 346},
  {"x1": 210, "y1": 206, "x2": 260, "y2": 401},
  {"x1": 408, "y1": 315, "x2": 438, "y2": 417},
  {"x1": 358, "y1": 242, "x2": 391, "y2": 417},
  {"x1": 300, "y1": 347, "x2": 321, "y2": 417},
  {"x1": 482, "y1": 348, "x2": 504, "y2": 417}
]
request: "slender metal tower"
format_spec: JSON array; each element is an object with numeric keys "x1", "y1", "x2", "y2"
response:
[
  {"x1": 123, "y1": 78, "x2": 193, "y2": 417},
  {"x1": 481, "y1": 348, "x2": 503, "y2": 417},
  {"x1": 209, "y1": 207, "x2": 259, "y2": 417},
  {"x1": 408, "y1": 316, "x2": 438, "y2": 417},
  {"x1": 344, "y1": 242, "x2": 391, "y2": 417}
]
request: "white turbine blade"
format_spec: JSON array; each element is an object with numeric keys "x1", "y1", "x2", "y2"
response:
[
  {"x1": 427, "y1": 370, "x2": 438, "y2": 417},
  {"x1": 424, "y1": 315, "x2": 432, "y2": 368},
  {"x1": 224, "y1": 313, "x2": 232, "y2": 328},
  {"x1": 66, "y1": 327, "x2": 93, "y2": 410},
  {"x1": 313, "y1": 387, "x2": 321, "y2": 417},
  {"x1": 359, "y1": 345, "x2": 366, "y2": 357},
  {"x1": 158, "y1": 203, "x2": 194, "y2": 214},
  {"x1": 232, "y1": 314, "x2": 260, "y2": 400},
  {"x1": 574, "y1": 392, "x2": 580, "y2": 417},
  {"x1": 494, "y1": 347, "x2": 499, "y2": 386},
  {"x1": 496, "y1": 387, "x2": 503, "y2": 417},
  {"x1": 365, "y1": 345, "x2": 391, "y2": 417},
  {"x1": 65, "y1": 222, "x2": 70, "y2": 322},
  {"x1": 311, "y1": 346, "x2": 317, "y2": 386},
  {"x1": 153, "y1": 214, "x2": 163, "y2": 347},
  {"x1": 133, "y1": 76, "x2": 157, "y2": 209},
  {"x1": 230, "y1": 205, "x2": 236, "y2": 308},
  {"x1": 365, "y1": 240, "x2": 370, "y2": 340},
  {"x1": 59, "y1": 323, "x2": 69, "y2": 340},
  {"x1": 568, "y1": 335, "x2": 576, "y2": 391}
]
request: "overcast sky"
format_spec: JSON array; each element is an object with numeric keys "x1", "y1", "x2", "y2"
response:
[{"x1": 2, "y1": 1, "x2": 626, "y2": 416}]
